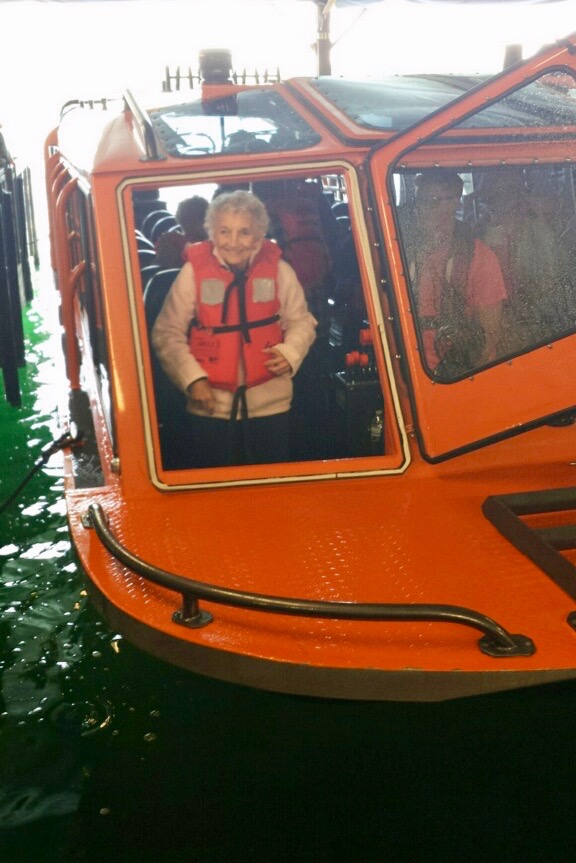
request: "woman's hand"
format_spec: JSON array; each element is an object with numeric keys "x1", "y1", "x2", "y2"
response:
[
  {"x1": 187, "y1": 378, "x2": 216, "y2": 414},
  {"x1": 263, "y1": 347, "x2": 292, "y2": 376}
]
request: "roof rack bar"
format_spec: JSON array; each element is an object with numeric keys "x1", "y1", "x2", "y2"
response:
[
  {"x1": 161, "y1": 65, "x2": 281, "y2": 92},
  {"x1": 123, "y1": 89, "x2": 165, "y2": 162}
]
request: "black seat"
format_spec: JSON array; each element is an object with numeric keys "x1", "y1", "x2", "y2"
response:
[
  {"x1": 150, "y1": 215, "x2": 178, "y2": 243},
  {"x1": 140, "y1": 263, "x2": 160, "y2": 289},
  {"x1": 141, "y1": 209, "x2": 174, "y2": 241},
  {"x1": 138, "y1": 247, "x2": 157, "y2": 269},
  {"x1": 331, "y1": 201, "x2": 349, "y2": 218},
  {"x1": 144, "y1": 268, "x2": 189, "y2": 470},
  {"x1": 135, "y1": 230, "x2": 155, "y2": 251},
  {"x1": 143, "y1": 268, "x2": 181, "y2": 328},
  {"x1": 133, "y1": 191, "x2": 167, "y2": 231}
]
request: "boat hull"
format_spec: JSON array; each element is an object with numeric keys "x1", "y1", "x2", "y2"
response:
[{"x1": 83, "y1": 577, "x2": 576, "y2": 701}]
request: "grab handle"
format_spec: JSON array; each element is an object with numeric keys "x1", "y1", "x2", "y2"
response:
[{"x1": 85, "y1": 503, "x2": 535, "y2": 658}]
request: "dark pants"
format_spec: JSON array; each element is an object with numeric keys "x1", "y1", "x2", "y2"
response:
[{"x1": 182, "y1": 412, "x2": 290, "y2": 468}]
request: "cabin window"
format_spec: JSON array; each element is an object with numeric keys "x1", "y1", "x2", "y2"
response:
[
  {"x1": 312, "y1": 75, "x2": 487, "y2": 132},
  {"x1": 313, "y1": 69, "x2": 576, "y2": 136},
  {"x1": 130, "y1": 171, "x2": 388, "y2": 472},
  {"x1": 149, "y1": 90, "x2": 321, "y2": 158},
  {"x1": 393, "y1": 163, "x2": 576, "y2": 382},
  {"x1": 66, "y1": 185, "x2": 114, "y2": 438},
  {"x1": 454, "y1": 69, "x2": 576, "y2": 132}
]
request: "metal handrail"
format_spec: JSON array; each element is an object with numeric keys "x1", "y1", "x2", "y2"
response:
[
  {"x1": 86, "y1": 503, "x2": 535, "y2": 658},
  {"x1": 123, "y1": 89, "x2": 165, "y2": 162}
]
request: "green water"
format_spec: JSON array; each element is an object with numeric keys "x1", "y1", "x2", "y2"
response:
[{"x1": 1, "y1": 297, "x2": 576, "y2": 863}]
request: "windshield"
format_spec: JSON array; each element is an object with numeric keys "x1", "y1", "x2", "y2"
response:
[
  {"x1": 312, "y1": 75, "x2": 487, "y2": 131},
  {"x1": 312, "y1": 71, "x2": 576, "y2": 134},
  {"x1": 150, "y1": 89, "x2": 321, "y2": 157}
]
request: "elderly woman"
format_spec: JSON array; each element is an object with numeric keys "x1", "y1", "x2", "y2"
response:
[{"x1": 151, "y1": 189, "x2": 317, "y2": 468}]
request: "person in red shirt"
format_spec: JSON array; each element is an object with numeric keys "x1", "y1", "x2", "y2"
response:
[
  {"x1": 478, "y1": 170, "x2": 576, "y2": 352},
  {"x1": 407, "y1": 170, "x2": 506, "y2": 377}
]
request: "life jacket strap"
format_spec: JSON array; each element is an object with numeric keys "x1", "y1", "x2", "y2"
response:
[
  {"x1": 222, "y1": 270, "x2": 251, "y2": 343},
  {"x1": 189, "y1": 314, "x2": 280, "y2": 336},
  {"x1": 212, "y1": 314, "x2": 280, "y2": 335},
  {"x1": 230, "y1": 385, "x2": 248, "y2": 421}
]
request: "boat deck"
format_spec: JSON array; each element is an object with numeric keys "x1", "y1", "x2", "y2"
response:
[{"x1": 64, "y1": 421, "x2": 576, "y2": 700}]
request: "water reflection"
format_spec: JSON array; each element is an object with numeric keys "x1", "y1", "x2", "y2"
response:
[{"x1": 0, "y1": 295, "x2": 111, "y2": 835}]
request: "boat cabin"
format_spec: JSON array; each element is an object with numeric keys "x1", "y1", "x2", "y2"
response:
[{"x1": 44, "y1": 37, "x2": 576, "y2": 700}]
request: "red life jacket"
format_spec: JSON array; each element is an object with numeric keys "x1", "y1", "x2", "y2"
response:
[{"x1": 186, "y1": 240, "x2": 283, "y2": 391}]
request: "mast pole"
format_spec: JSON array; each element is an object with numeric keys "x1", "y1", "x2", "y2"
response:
[{"x1": 315, "y1": 0, "x2": 336, "y2": 76}]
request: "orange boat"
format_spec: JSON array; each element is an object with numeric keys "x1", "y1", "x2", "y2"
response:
[{"x1": 44, "y1": 35, "x2": 576, "y2": 701}]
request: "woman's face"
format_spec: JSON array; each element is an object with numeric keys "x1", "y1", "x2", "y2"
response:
[{"x1": 213, "y1": 210, "x2": 260, "y2": 269}]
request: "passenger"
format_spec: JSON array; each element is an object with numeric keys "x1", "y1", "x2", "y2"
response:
[
  {"x1": 476, "y1": 171, "x2": 529, "y2": 292},
  {"x1": 151, "y1": 190, "x2": 317, "y2": 468},
  {"x1": 479, "y1": 171, "x2": 576, "y2": 351},
  {"x1": 407, "y1": 169, "x2": 506, "y2": 377},
  {"x1": 515, "y1": 185, "x2": 576, "y2": 344},
  {"x1": 155, "y1": 196, "x2": 209, "y2": 268}
]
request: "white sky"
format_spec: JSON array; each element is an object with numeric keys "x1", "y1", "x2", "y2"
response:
[{"x1": 2, "y1": 0, "x2": 576, "y2": 186}]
